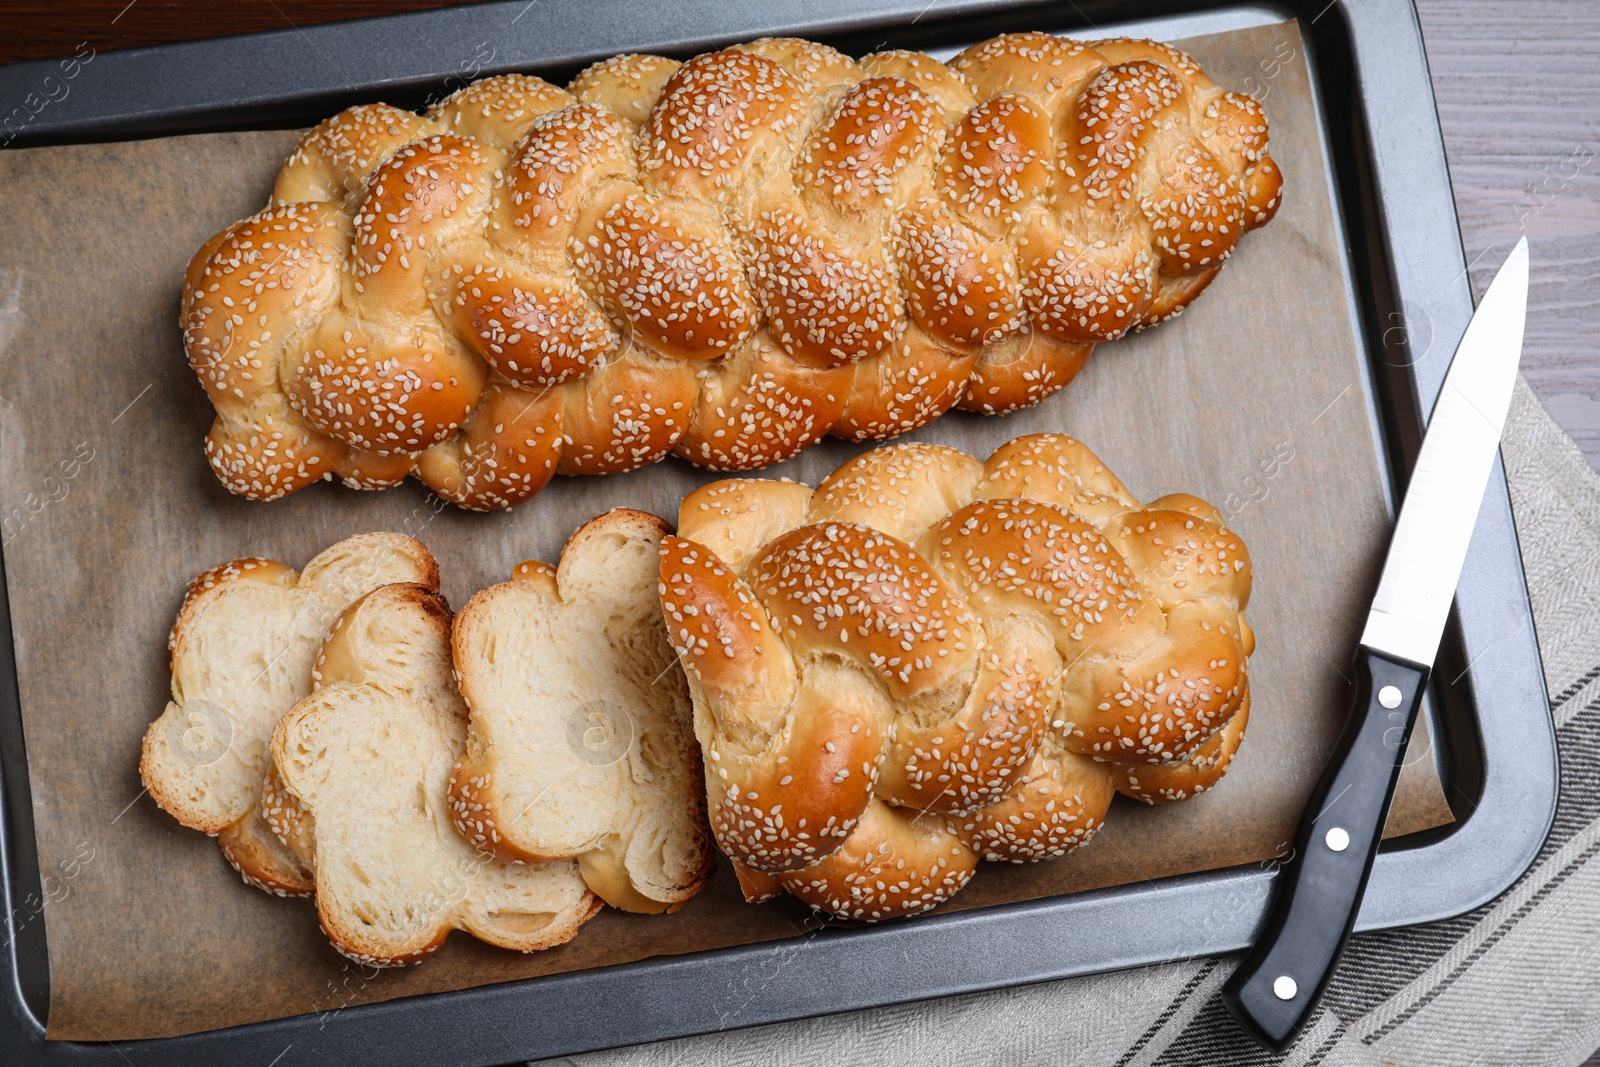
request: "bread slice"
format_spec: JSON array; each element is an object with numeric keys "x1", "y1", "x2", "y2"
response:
[
  {"x1": 270, "y1": 582, "x2": 599, "y2": 964},
  {"x1": 450, "y1": 509, "x2": 712, "y2": 913},
  {"x1": 140, "y1": 533, "x2": 439, "y2": 896}
]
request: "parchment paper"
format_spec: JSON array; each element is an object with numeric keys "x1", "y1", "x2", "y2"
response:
[{"x1": 0, "y1": 19, "x2": 1453, "y2": 1042}]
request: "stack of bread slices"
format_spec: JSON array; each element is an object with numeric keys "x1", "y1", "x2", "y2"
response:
[{"x1": 142, "y1": 518, "x2": 712, "y2": 965}]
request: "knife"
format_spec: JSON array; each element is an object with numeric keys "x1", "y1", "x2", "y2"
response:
[{"x1": 1221, "y1": 237, "x2": 1530, "y2": 1050}]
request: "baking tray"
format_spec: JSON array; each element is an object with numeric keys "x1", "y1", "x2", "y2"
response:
[{"x1": 0, "y1": 0, "x2": 1556, "y2": 1062}]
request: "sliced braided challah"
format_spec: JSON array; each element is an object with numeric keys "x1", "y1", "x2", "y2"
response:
[
  {"x1": 449, "y1": 509, "x2": 713, "y2": 914},
  {"x1": 140, "y1": 533, "x2": 439, "y2": 896},
  {"x1": 659, "y1": 433, "x2": 1253, "y2": 920},
  {"x1": 269, "y1": 583, "x2": 599, "y2": 965},
  {"x1": 184, "y1": 33, "x2": 1281, "y2": 509}
]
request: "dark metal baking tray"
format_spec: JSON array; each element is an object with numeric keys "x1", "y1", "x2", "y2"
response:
[{"x1": 0, "y1": 0, "x2": 1557, "y2": 1062}]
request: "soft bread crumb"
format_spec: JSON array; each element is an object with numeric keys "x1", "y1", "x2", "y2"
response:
[
  {"x1": 451, "y1": 509, "x2": 713, "y2": 913},
  {"x1": 140, "y1": 533, "x2": 439, "y2": 896},
  {"x1": 271, "y1": 584, "x2": 600, "y2": 963}
]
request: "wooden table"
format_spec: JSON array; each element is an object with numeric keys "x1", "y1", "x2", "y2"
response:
[
  {"x1": 0, "y1": 2, "x2": 1596, "y2": 1061},
  {"x1": 1415, "y1": 0, "x2": 1600, "y2": 467}
]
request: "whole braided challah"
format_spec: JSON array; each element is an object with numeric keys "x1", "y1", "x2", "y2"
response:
[
  {"x1": 183, "y1": 33, "x2": 1282, "y2": 509},
  {"x1": 659, "y1": 434, "x2": 1254, "y2": 920}
]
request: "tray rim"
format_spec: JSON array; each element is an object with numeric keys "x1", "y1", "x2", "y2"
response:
[{"x1": 0, "y1": 0, "x2": 1557, "y2": 1062}]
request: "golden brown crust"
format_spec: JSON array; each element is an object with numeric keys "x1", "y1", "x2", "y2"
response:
[
  {"x1": 553, "y1": 344, "x2": 698, "y2": 477},
  {"x1": 659, "y1": 534, "x2": 799, "y2": 720},
  {"x1": 675, "y1": 478, "x2": 815, "y2": 570},
  {"x1": 185, "y1": 34, "x2": 1280, "y2": 510},
  {"x1": 509, "y1": 557, "x2": 559, "y2": 592},
  {"x1": 875, "y1": 618, "x2": 1055, "y2": 815},
  {"x1": 731, "y1": 860, "x2": 785, "y2": 903},
  {"x1": 776, "y1": 800, "x2": 978, "y2": 920},
  {"x1": 661, "y1": 535, "x2": 883, "y2": 872},
  {"x1": 261, "y1": 764, "x2": 315, "y2": 871},
  {"x1": 900, "y1": 198, "x2": 1024, "y2": 350},
  {"x1": 807, "y1": 442, "x2": 984, "y2": 541},
  {"x1": 427, "y1": 73, "x2": 576, "y2": 148},
  {"x1": 442, "y1": 268, "x2": 616, "y2": 388},
  {"x1": 1113, "y1": 685, "x2": 1250, "y2": 803},
  {"x1": 570, "y1": 54, "x2": 682, "y2": 126},
  {"x1": 832, "y1": 325, "x2": 977, "y2": 442},
  {"x1": 218, "y1": 799, "x2": 314, "y2": 897},
  {"x1": 415, "y1": 377, "x2": 564, "y2": 507},
  {"x1": 857, "y1": 50, "x2": 976, "y2": 114},
  {"x1": 671, "y1": 335, "x2": 855, "y2": 471},
  {"x1": 576, "y1": 194, "x2": 758, "y2": 361},
  {"x1": 668, "y1": 433, "x2": 1253, "y2": 919},
  {"x1": 951, "y1": 741, "x2": 1115, "y2": 861},
  {"x1": 957, "y1": 330, "x2": 1093, "y2": 416},
  {"x1": 748, "y1": 521, "x2": 979, "y2": 701}
]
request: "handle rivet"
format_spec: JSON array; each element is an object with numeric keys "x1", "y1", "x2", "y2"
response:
[
  {"x1": 1273, "y1": 975, "x2": 1298, "y2": 1000},
  {"x1": 1379, "y1": 685, "x2": 1402, "y2": 709},
  {"x1": 1326, "y1": 827, "x2": 1351, "y2": 852}
]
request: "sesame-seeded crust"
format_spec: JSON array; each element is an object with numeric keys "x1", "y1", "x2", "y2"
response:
[
  {"x1": 261, "y1": 765, "x2": 315, "y2": 872},
  {"x1": 662, "y1": 432, "x2": 1253, "y2": 920},
  {"x1": 139, "y1": 533, "x2": 440, "y2": 897},
  {"x1": 271, "y1": 584, "x2": 599, "y2": 964},
  {"x1": 449, "y1": 510, "x2": 713, "y2": 914},
  {"x1": 731, "y1": 860, "x2": 786, "y2": 904},
  {"x1": 217, "y1": 799, "x2": 314, "y2": 897},
  {"x1": 183, "y1": 33, "x2": 1281, "y2": 510},
  {"x1": 950, "y1": 734, "x2": 1117, "y2": 862},
  {"x1": 660, "y1": 535, "x2": 884, "y2": 873},
  {"x1": 1112, "y1": 686, "x2": 1251, "y2": 804},
  {"x1": 777, "y1": 800, "x2": 978, "y2": 922}
]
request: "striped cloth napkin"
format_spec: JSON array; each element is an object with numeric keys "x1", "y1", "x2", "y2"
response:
[{"x1": 549, "y1": 377, "x2": 1599, "y2": 1067}]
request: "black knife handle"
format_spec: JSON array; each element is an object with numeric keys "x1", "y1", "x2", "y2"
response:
[{"x1": 1221, "y1": 646, "x2": 1429, "y2": 1050}]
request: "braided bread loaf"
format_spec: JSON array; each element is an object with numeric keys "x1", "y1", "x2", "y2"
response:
[
  {"x1": 659, "y1": 434, "x2": 1254, "y2": 920},
  {"x1": 184, "y1": 33, "x2": 1281, "y2": 509}
]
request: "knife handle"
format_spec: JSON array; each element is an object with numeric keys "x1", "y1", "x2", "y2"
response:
[{"x1": 1221, "y1": 645, "x2": 1429, "y2": 1050}]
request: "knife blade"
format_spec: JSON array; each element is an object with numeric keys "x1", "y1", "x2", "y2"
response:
[{"x1": 1221, "y1": 237, "x2": 1530, "y2": 1051}]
